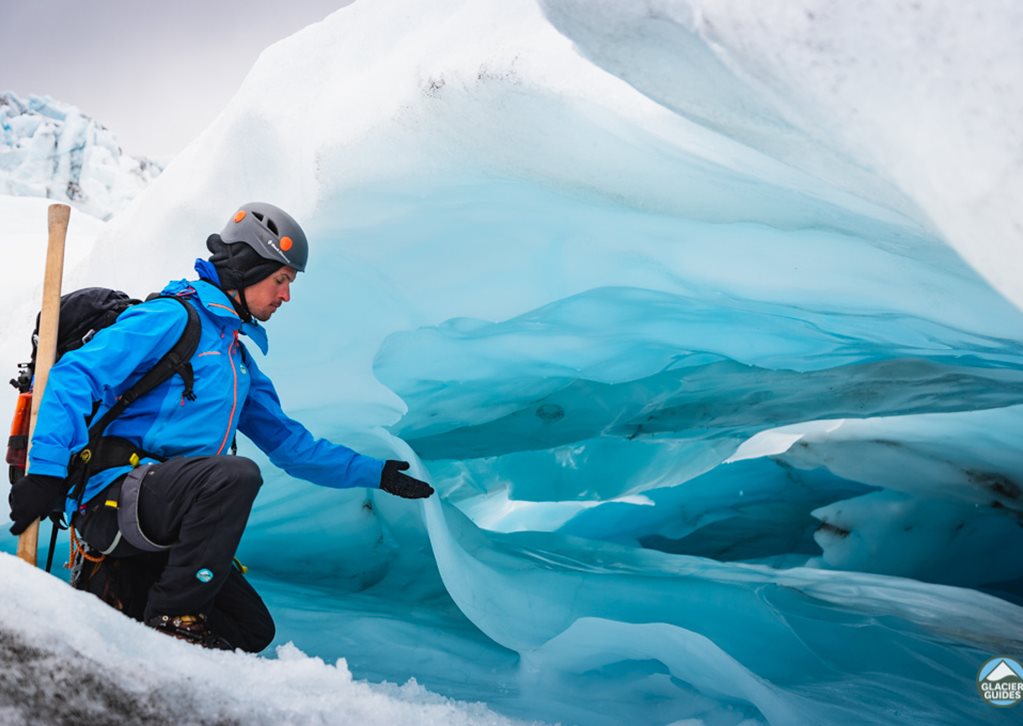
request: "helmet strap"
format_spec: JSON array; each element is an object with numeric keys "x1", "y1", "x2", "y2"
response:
[{"x1": 227, "y1": 288, "x2": 254, "y2": 323}]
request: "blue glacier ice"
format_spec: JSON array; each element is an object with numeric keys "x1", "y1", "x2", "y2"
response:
[{"x1": 3, "y1": 0, "x2": 1023, "y2": 723}]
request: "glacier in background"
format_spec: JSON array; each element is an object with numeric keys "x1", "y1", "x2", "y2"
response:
[
  {"x1": 0, "y1": 91, "x2": 162, "y2": 220},
  {"x1": 3, "y1": 0, "x2": 1023, "y2": 724}
]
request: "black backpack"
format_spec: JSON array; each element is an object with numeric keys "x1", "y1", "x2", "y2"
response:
[
  {"x1": 31, "y1": 288, "x2": 142, "y2": 378},
  {"x1": 8, "y1": 287, "x2": 202, "y2": 486}
]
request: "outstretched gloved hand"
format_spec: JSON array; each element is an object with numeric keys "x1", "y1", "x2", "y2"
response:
[
  {"x1": 8, "y1": 474, "x2": 67, "y2": 535},
  {"x1": 379, "y1": 460, "x2": 434, "y2": 499}
]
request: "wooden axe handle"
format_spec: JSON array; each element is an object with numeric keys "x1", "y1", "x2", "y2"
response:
[{"x1": 16, "y1": 203, "x2": 69, "y2": 566}]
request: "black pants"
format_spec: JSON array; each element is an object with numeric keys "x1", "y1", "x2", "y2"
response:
[{"x1": 76, "y1": 456, "x2": 275, "y2": 653}]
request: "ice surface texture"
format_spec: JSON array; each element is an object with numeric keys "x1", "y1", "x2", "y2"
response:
[
  {"x1": 4, "y1": 1, "x2": 1023, "y2": 724},
  {"x1": 0, "y1": 92, "x2": 161, "y2": 220}
]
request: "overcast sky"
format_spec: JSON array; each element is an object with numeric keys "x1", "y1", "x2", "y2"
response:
[{"x1": 0, "y1": 0, "x2": 352, "y2": 160}]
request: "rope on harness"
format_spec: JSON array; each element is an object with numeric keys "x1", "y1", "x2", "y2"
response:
[{"x1": 68, "y1": 525, "x2": 104, "y2": 568}]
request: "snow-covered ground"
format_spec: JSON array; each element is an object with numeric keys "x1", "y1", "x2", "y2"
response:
[
  {"x1": 0, "y1": 554, "x2": 525, "y2": 725},
  {"x1": 3, "y1": 0, "x2": 1023, "y2": 723}
]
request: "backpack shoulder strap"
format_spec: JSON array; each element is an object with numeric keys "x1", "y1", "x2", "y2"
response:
[
  {"x1": 85, "y1": 294, "x2": 202, "y2": 441},
  {"x1": 132, "y1": 294, "x2": 202, "y2": 401}
]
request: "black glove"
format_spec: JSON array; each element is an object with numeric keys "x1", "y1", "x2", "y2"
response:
[
  {"x1": 8, "y1": 474, "x2": 68, "y2": 535},
  {"x1": 379, "y1": 460, "x2": 434, "y2": 499}
]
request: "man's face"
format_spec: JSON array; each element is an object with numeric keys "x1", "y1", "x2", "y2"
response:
[{"x1": 244, "y1": 265, "x2": 297, "y2": 322}]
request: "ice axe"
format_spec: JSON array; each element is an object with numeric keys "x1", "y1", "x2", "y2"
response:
[{"x1": 16, "y1": 203, "x2": 68, "y2": 567}]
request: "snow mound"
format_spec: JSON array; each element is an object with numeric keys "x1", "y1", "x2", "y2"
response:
[{"x1": 0, "y1": 554, "x2": 529, "y2": 726}]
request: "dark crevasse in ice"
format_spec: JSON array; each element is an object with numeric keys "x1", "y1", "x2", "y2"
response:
[{"x1": 375, "y1": 285, "x2": 1023, "y2": 595}]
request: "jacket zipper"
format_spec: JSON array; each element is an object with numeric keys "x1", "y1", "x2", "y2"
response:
[{"x1": 215, "y1": 330, "x2": 239, "y2": 455}]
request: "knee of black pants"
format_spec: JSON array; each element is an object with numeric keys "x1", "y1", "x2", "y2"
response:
[
  {"x1": 218, "y1": 456, "x2": 263, "y2": 498},
  {"x1": 209, "y1": 577, "x2": 277, "y2": 653},
  {"x1": 225, "y1": 612, "x2": 276, "y2": 654},
  {"x1": 245, "y1": 615, "x2": 276, "y2": 654}
]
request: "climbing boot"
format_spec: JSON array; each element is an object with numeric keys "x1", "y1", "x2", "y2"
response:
[{"x1": 146, "y1": 613, "x2": 233, "y2": 650}]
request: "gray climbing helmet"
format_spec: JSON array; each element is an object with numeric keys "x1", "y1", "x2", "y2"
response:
[{"x1": 219, "y1": 202, "x2": 308, "y2": 272}]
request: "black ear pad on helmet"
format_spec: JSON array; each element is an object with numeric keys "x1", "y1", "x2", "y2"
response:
[{"x1": 207, "y1": 234, "x2": 281, "y2": 289}]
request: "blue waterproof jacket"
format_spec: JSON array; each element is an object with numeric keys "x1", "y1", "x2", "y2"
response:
[{"x1": 27, "y1": 271, "x2": 384, "y2": 514}]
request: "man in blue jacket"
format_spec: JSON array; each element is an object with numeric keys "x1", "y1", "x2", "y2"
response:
[{"x1": 8, "y1": 202, "x2": 433, "y2": 651}]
